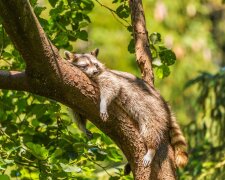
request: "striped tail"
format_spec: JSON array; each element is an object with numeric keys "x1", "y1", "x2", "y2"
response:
[{"x1": 170, "y1": 111, "x2": 188, "y2": 168}]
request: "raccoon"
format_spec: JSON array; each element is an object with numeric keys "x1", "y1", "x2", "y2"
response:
[{"x1": 65, "y1": 49, "x2": 188, "y2": 168}]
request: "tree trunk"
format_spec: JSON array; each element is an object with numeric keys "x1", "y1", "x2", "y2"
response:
[{"x1": 0, "y1": 0, "x2": 176, "y2": 179}]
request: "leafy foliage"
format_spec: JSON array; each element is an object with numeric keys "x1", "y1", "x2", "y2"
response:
[
  {"x1": 182, "y1": 68, "x2": 225, "y2": 179},
  {"x1": 32, "y1": 0, "x2": 94, "y2": 50},
  {"x1": 128, "y1": 32, "x2": 176, "y2": 79},
  {"x1": 0, "y1": 91, "x2": 126, "y2": 179},
  {"x1": 150, "y1": 32, "x2": 176, "y2": 78}
]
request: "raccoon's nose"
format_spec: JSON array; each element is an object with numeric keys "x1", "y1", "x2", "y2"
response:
[{"x1": 93, "y1": 70, "x2": 98, "y2": 75}]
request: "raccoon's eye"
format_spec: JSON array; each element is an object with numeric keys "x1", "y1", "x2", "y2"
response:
[{"x1": 78, "y1": 65, "x2": 88, "y2": 70}]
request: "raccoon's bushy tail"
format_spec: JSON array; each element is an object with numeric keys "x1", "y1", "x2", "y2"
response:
[{"x1": 170, "y1": 112, "x2": 188, "y2": 168}]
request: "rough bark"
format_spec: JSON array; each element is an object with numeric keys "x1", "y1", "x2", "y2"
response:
[
  {"x1": 0, "y1": 0, "x2": 176, "y2": 179},
  {"x1": 129, "y1": 0, "x2": 154, "y2": 87}
]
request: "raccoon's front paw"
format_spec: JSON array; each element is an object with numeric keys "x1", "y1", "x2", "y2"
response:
[{"x1": 100, "y1": 111, "x2": 109, "y2": 121}]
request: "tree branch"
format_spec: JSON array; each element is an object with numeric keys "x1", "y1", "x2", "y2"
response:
[
  {"x1": 129, "y1": 0, "x2": 154, "y2": 86},
  {"x1": 0, "y1": 70, "x2": 29, "y2": 91},
  {"x1": 0, "y1": 0, "x2": 176, "y2": 179},
  {"x1": 0, "y1": 0, "x2": 60, "y2": 75}
]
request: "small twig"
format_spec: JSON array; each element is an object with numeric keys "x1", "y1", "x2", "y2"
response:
[
  {"x1": 81, "y1": 153, "x2": 112, "y2": 176},
  {"x1": 0, "y1": 58, "x2": 12, "y2": 66},
  {"x1": 95, "y1": 0, "x2": 131, "y2": 28},
  {"x1": 15, "y1": 160, "x2": 38, "y2": 168},
  {"x1": 84, "y1": 155, "x2": 112, "y2": 177},
  {"x1": 91, "y1": 159, "x2": 112, "y2": 177},
  {"x1": 0, "y1": 128, "x2": 28, "y2": 153}
]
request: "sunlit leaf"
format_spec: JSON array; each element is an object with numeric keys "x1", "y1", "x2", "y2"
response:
[
  {"x1": 60, "y1": 163, "x2": 81, "y2": 173},
  {"x1": 26, "y1": 142, "x2": 49, "y2": 160},
  {"x1": 149, "y1": 32, "x2": 161, "y2": 44},
  {"x1": 156, "y1": 65, "x2": 170, "y2": 78}
]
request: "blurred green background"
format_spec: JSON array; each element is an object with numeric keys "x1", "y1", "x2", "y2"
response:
[{"x1": 0, "y1": 0, "x2": 224, "y2": 179}]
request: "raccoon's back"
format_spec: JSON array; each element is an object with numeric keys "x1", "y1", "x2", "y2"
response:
[
  {"x1": 115, "y1": 75, "x2": 170, "y2": 123},
  {"x1": 98, "y1": 70, "x2": 170, "y2": 121}
]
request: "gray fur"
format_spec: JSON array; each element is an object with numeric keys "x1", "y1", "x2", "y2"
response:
[{"x1": 65, "y1": 50, "x2": 173, "y2": 167}]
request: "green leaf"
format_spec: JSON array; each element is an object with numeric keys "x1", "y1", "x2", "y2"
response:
[
  {"x1": 108, "y1": 148, "x2": 123, "y2": 162},
  {"x1": 34, "y1": 6, "x2": 46, "y2": 16},
  {"x1": 3, "y1": 159, "x2": 14, "y2": 164},
  {"x1": 77, "y1": 30, "x2": 88, "y2": 41},
  {"x1": 2, "y1": 51, "x2": 13, "y2": 59},
  {"x1": 79, "y1": 21, "x2": 89, "y2": 29},
  {"x1": 26, "y1": 142, "x2": 49, "y2": 160},
  {"x1": 60, "y1": 163, "x2": 81, "y2": 173},
  {"x1": 116, "y1": 5, "x2": 130, "y2": 18},
  {"x1": 29, "y1": 0, "x2": 38, "y2": 7},
  {"x1": 159, "y1": 48, "x2": 176, "y2": 66},
  {"x1": 128, "y1": 39, "x2": 135, "y2": 53},
  {"x1": 156, "y1": 65, "x2": 170, "y2": 79},
  {"x1": 49, "y1": 0, "x2": 59, "y2": 7},
  {"x1": 54, "y1": 33, "x2": 69, "y2": 47},
  {"x1": 81, "y1": 0, "x2": 94, "y2": 12},
  {"x1": 52, "y1": 149, "x2": 63, "y2": 159},
  {"x1": 27, "y1": 104, "x2": 47, "y2": 119},
  {"x1": 150, "y1": 44, "x2": 158, "y2": 59},
  {"x1": 67, "y1": 124, "x2": 78, "y2": 135},
  {"x1": 89, "y1": 147, "x2": 107, "y2": 161},
  {"x1": 112, "y1": 0, "x2": 119, "y2": 3},
  {"x1": 127, "y1": 25, "x2": 133, "y2": 32},
  {"x1": 149, "y1": 32, "x2": 161, "y2": 44}
]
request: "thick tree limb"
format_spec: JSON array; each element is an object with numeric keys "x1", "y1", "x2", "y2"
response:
[
  {"x1": 0, "y1": 0, "x2": 176, "y2": 179},
  {"x1": 0, "y1": 0, "x2": 60, "y2": 75},
  {"x1": 129, "y1": 0, "x2": 154, "y2": 86},
  {"x1": 0, "y1": 70, "x2": 29, "y2": 91}
]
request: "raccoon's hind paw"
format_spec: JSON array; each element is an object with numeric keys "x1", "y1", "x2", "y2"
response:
[
  {"x1": 143, "y1": 154, "x2": 153, "y2": 167},
  {"x1": 100, "y1": 111, "x2": 109, "y2": 121},
  {"x1": 142, "y1": 149, "x2": 155, "y2": 167}
]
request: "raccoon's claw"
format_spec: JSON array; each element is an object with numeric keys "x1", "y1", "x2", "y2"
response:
[
  {"x1": 143, "y1": 155, "x2": 152, "y2": 167},
  {"x1": 100, "y1": 112, "x2": 109, "y2": 121},
  {"x1": 142, "y1": 149, "x2": 155, "y2": 167},
  {"x1": 85, "y1": 129, "x2": 93, "y2": 140}
]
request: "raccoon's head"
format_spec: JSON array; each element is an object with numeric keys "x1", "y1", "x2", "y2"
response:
[{"x1": 64, "y1": 48, "x2": 105, "y2": 78}]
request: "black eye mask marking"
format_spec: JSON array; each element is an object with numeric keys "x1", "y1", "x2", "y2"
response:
[{"x1": 76, "y1": 64, "x2": 88, "y2": 70}]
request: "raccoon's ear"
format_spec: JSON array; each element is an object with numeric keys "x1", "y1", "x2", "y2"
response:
[
  {"x1": 64, "y1": 51, "x2": 73, "y2": 60},
  {"x1": 91, "y1": 48, "x2": 99, "y2": 57}
]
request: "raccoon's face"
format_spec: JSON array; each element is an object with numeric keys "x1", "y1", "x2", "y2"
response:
[{"x1": 65, "y1": 49, "x2": 104, "y2": 78}]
